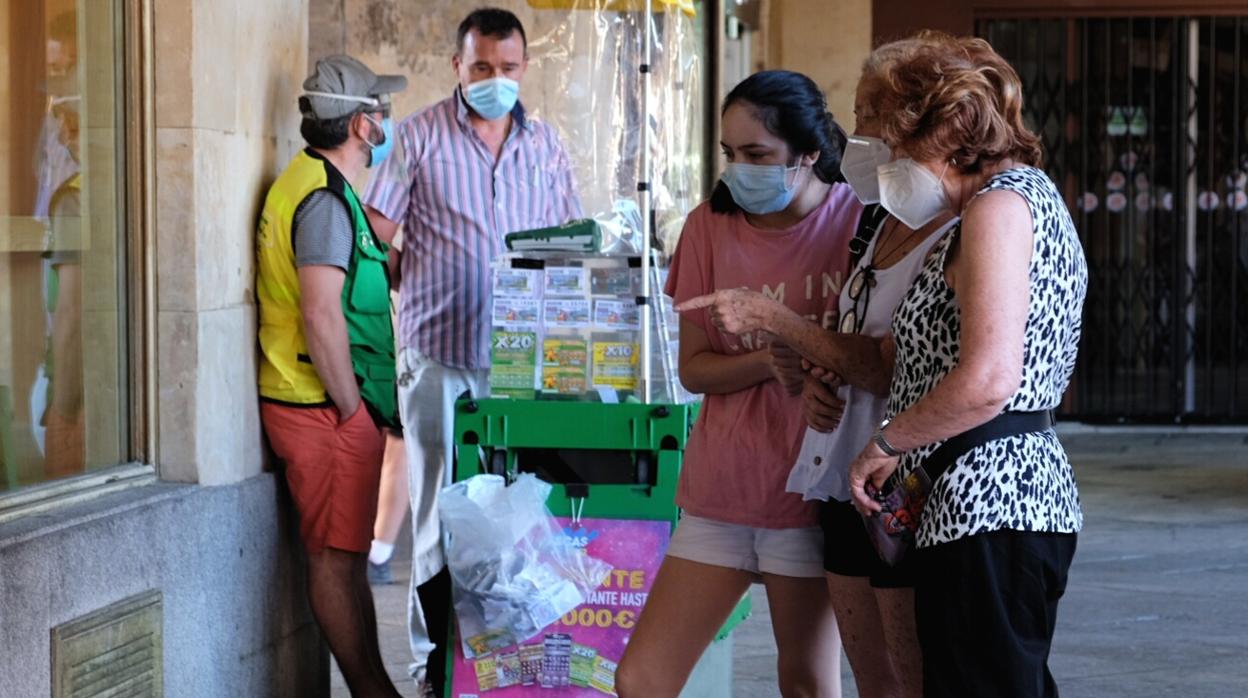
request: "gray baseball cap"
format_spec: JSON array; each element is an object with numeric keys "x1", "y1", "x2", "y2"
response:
[{"x1": 301, "y1": 55, "x2": 407, "y2": 120}]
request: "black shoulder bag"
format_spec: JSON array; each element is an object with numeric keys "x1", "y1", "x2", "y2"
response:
[{"x1": 863, "y1": 410, "x2": 1055, "y2": 566}]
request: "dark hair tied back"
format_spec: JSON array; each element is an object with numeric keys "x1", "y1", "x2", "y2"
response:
[{"x1": 710, "y1": 70, "x2": 848, "y2": 214}]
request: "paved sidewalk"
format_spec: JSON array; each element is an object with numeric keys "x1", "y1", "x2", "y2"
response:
[
  {"x1": 334, "y1": 430, "x2": 1248, "y2": 697},
  {"x1": 1044, "y1": 429, "x2": 1248, "y2": 697}
]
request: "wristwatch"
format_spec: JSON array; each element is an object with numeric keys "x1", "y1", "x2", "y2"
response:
[{"x1": 872, "y1": 418, "x2": 904, "y2": 457}]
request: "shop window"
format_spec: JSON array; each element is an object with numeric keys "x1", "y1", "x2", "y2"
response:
[{"x1": 1, "y1": 2, "x2": 132, "y2": 494}]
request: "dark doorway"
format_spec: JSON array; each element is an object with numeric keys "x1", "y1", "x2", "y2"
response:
[{"x1": 980, "y1": 16, "x2": 1248, "y2": 422}]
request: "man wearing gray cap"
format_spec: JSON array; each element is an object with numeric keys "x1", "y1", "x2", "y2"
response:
[{"x1": 256, "y1": 54, "x2": 406, "y2": 697}]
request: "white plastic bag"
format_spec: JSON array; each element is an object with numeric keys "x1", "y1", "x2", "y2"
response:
[
  {"x1": 440, "y1": 473, "x2": 613, "y2": 658},
  {"x1": 595, "y1": 199, "x2": 645, "y2": 255}
]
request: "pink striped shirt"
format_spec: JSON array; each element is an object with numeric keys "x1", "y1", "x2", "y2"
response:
[{"x1": 363, "y1": 90, "x2": 583, "y2": 369}]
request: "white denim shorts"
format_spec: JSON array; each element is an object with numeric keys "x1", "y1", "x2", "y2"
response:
[{"x1": 665, "y1": 514, "x2": 825, "y2": 579}]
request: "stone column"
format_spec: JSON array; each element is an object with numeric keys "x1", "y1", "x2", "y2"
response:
[
  {"x1": 768, "y1": 0, "x2": 872, "y2": 130},
  {"x1": 154, "y1": 0, "x2": 308, "y2": 485}
]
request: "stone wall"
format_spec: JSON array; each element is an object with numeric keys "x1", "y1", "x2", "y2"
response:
[
  {"x1": 153, "y1": 0, "x2": 308, "y2": 485},
  {"x1": 2, "y1": 0, "x2": 328, "y2": 694},
  {"x1": 0, "y1": 477, "x2": 324, "y2": 697},
  {"x1": 766, "y1": 0, "x2": 872, "y2": 132}
]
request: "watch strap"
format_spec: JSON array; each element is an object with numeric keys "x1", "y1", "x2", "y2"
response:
[{"x1": 873, "y1": 427, "x2": 903, "y2": 457}]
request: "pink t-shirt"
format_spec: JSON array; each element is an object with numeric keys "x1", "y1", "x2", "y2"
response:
[{"x1": 666, "y1": 184, "x2": 862, "y2": 529}]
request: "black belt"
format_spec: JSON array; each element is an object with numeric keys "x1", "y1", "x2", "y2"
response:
[{"x1": 923, "y1": 410, "x2": 1056, "y2": 481}]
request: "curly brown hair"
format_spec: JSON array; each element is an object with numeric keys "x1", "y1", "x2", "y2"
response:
[{"x1": 862, "y1": 31, "x2": 1043, "y2": 173}]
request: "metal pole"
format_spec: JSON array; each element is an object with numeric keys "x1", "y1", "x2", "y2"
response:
[
  {"x1": 705, "y1": 0, "x2": 724, "y2": 201},
  {"x1": 1184, "y1": 18, "x2": 1199, "y2": 414},
  {"x1": 639, "y1": 0, "x2": 654, "y2": 403}
]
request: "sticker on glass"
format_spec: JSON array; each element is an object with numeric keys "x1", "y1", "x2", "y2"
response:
[
  {"x1": 594, "y1": 300, "x2": 640, "y2": 330},
  {"x1": 545, "y1": 266, "x2": 589, "y2": 296},
  {"x1": 1077, "y1": 192, "x2": 1099, "y2": 213},
  {"x1": 1107, "y1": 192, "x2": 1128, "y2": 213},
  {"x1": 494, "y1": 268, "x2": 540, "y2": 298},
  {"x1": 544, "y1": 299, "x2": 591, "y2": 328},
  {"x1": 1198, "y1": 191, "x2": 1221, "y2": 211},
  {"x1": 492, "y1": 297, "x2": 540, "y2": 327}
]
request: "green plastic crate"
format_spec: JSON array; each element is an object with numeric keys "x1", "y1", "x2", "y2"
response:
[{"x1": 446, "y1": 397, "x2": 750, "y2": 695}]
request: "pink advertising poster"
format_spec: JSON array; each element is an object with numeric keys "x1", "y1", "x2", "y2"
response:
[{"x1": 449, "y1": 517, "x2": 672, "y2": 697}]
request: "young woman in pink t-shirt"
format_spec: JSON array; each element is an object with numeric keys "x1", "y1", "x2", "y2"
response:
[{"x1": 617, "y1": 71, "x2": 862, "y2": 698}]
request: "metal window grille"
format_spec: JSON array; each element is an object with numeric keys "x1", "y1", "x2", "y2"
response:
[{"x1": 979, "y1": 17, "x2": 1248, "y2": 423}]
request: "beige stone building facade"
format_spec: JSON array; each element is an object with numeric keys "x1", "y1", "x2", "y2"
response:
[
  {"x1": 0, "y1": 1, "x2": 886, "y2": 694},
  {"x1": 5, "y1": 0, "x2": 1246, "y2": 693},
  {"x1": 1, "y1": 0, "x2": 323, "y2": 694}
]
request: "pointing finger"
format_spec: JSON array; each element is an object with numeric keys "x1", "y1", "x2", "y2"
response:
[{"x1": 674, "y1": 293, "x2": 718, "y2": 312}]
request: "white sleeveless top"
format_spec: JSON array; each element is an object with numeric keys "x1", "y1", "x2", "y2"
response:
[{"x1": 786, "y1": 214, "x2": 958, "y2": 502}]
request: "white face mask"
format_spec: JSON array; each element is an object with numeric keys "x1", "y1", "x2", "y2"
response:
[
  {"x1": 840, "y1": 136, "x2": 892, "y2": 204},
  {"x1": 877, "y1": 158, "x2": 951, "y2": 229}
]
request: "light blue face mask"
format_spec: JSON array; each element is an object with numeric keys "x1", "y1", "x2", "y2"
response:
[
  {"x1": 363, "y1": 114, "x2": 394, "y2": 168},
  {"x1": 465, "y1": 76, "x2": 520, "y2": 121},
  {"x1": 721, "y1": 162, "x2": 803, "y2": 215}
]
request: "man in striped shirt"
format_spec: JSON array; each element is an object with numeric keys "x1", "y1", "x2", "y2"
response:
[{"x1": 363, "y1": 8, "x2": 582, "y2": 695}]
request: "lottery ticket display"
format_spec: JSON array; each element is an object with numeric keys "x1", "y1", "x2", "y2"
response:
[
  {"x1": 490, "y1": 258, "x2": 643, "y2": 399},
  {"x1": 451, "y1": 518, "x2": 671, "y2": 697}
]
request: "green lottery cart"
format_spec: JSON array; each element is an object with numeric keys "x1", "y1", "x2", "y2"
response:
[
  {"x1": 439, "y1": 0, "x2": 747, "y2": 694},
  {"x1": 445, "y1": 395, "x2": 750, "y2": 698}
]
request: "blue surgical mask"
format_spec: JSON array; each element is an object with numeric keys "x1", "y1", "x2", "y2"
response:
[
  {"x1": 363, "y1": 114, "x2": 394, "y2": 168},
  {"x1": 721, "y1": 162, "x2": 803, "y2": 215},
  {"x1": 465, "y1": 77, "x2": 520, "y2": 121}
]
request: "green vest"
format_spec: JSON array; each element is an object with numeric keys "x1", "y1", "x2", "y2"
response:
[{"x1": 256, "y1": 150, "x2": 399, "y2": 428}]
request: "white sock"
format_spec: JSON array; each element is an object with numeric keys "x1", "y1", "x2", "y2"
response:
[{"x1": 368, "y1": 540, "x2": 394, "y2": 566}]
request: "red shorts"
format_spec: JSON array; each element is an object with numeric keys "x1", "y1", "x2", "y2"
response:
[{"x1": 260, "y1": 402, "x2": 384, "y2": 554}]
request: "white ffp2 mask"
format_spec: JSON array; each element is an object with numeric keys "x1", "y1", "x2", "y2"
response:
[
  {"x1": 878, "y1": 159, "x2": 950, "y2": 229},
  {"x1": 840, "y1": 136, "x2": 892, "y2": 204}
]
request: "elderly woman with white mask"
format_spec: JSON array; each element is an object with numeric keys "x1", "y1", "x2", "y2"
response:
[{"x1": 847, "y1": 32, "x2": 1087, "y2": 698}]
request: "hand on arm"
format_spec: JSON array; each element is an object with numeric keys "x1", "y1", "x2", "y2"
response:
[
  {"x1": 768, "y1": 309, "x2": 893, "y2": 396},
  {"x1": 299, "y1": 265, "x2": 361, "y2": 423},
  {"x1": 802, "y1": 373, "x2": 846, "y2": 432},
  {"x1": 768, "y1": 342, "x2": 806, "y2": 395},
  {"x1": 848, "y1": 190, "x2": 1034, "y2": 513},
  {"x1": 678, "y1": 288, "x2": 892, "y2": 395},
  {"x1": 806, "y1": 363, "x2": 844, "y2": 388},
  {"x1": 676, "y1": 316, "x2": 773, "y2": 395}
]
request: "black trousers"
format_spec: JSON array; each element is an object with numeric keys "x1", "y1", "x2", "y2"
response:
[
  {"x1": 914, "y1": 529, "x2": 1077, "y2": 698},
  {"x1": 417, "y1": 566, "x2": 452, "y2": 694}
]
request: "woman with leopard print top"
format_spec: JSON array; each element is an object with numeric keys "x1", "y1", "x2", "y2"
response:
[{"x1": 847, "y1": 33, "x2": 1087, "y2": 698}]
